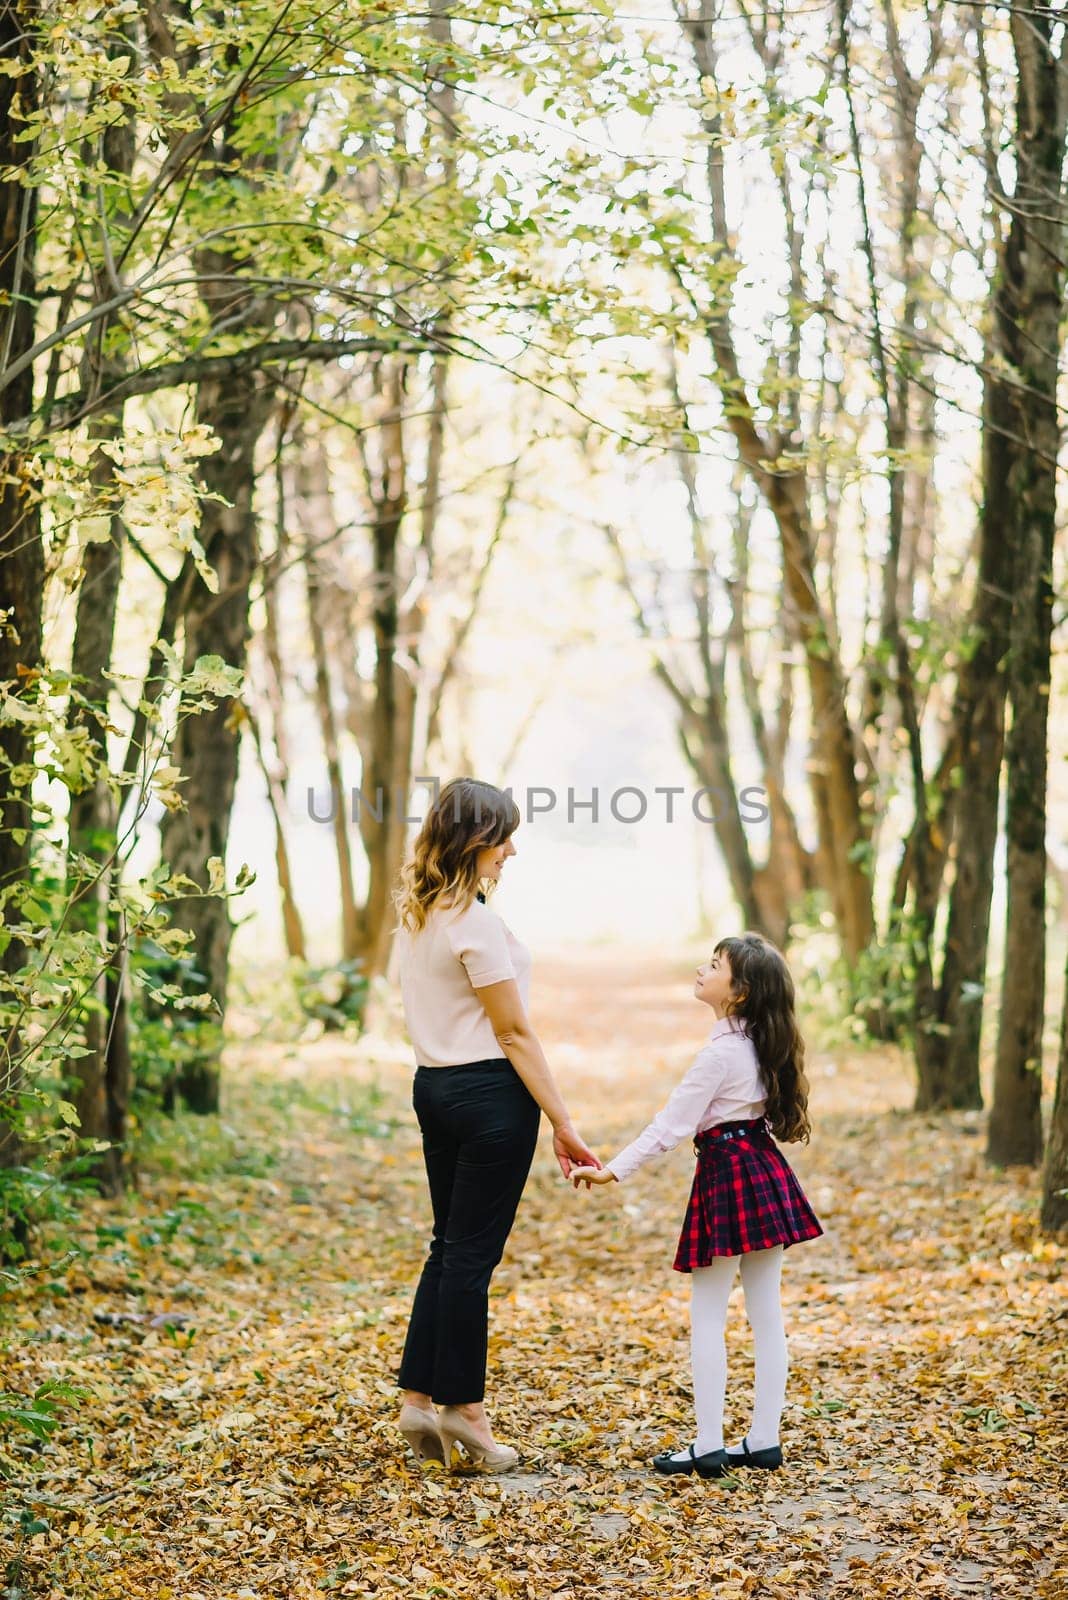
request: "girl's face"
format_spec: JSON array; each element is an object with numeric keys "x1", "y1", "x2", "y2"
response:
[
  {"x1": 694, "y1": 948, "x2": 739, "y2": 1014},
  {"x1": 475, "y1": 831, "x2": 517, "y2": 884}
]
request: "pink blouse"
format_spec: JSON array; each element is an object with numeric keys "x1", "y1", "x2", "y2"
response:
[
  {"x1": 396, "y1": 898, "x2": 532, "y2": 1068},
  {"x1": 605, "y1": 1015, "x2": 767, "y2": 1182}
]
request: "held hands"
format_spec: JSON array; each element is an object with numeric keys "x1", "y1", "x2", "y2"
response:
[
  {"x1": 552, "y1": 1122, "x2": 602, "y2": 1180},
  {"x1": 570, "y1": 1166, "x2": 618, "y2": 1189}
]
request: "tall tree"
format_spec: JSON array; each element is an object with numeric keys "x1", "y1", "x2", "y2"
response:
[
  {"x1": 298, "y1": 435, "x2": 362, "y2": 964},
  {"x1": 921, "y1": 359, "x2": 1015, "y2": 1109},
  {"x1": 0, "y1": 1, "x2": 43, "y2": 1198},
  {"x1": 671, "y1": 1, "x2": 875, "y2": 965},
  {"x1": 157, "y1": 351, "x2": 276, "y2": 1111},
  {"x1": 986, "y1": 6, "x2": 1067, "y2": 1167},
  {"x1": 352, "y1": 358, "x2": 412, "y2": 977},
  {"x1": 146, "y1": 8, "x2": 286, "y2": 1109},
  {"x1": 838, "y1": 0, "x2": 944, "y2": 1088},
  {"x1": 911, "y1": 11, "x2": 1017, "y2": 1111},
  {"x1": 250, "y1": 413, "x2": 306, "y2": 963},
  {"x1": 65, "y1": 14, "x2": 139, "y2": 1192}
]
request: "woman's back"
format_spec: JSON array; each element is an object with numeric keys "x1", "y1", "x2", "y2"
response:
[{"x1": 397, "y1": 898, "x2": 532, "y2": 1067}]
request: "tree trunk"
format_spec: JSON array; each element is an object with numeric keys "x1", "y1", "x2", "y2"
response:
[
  {"x1": 602, "y1": 511, "x2": 772, "y2": 941},
  {"x1": 921, "y1": 361, "x2": 1014, "y2": 1109},
  {"x1": 669, "y1": 440, "x2": 768, "y2": 938},
  {"x1": 65, "y1": 18, "x2": 138, "y2": 1192},
  {"x1": 246, "y1": 700, "x2": 305, "y2": 962},
  {"x1": 140, "y1": 32, "x2": 280, "y2": 1111},
  {"x1": 762, "y1": 467, "x2": 873, "y2": 963},
  {"x1": 353, "y1": 365, "x2": 413, "y2": 978},
  {"x1": 104, "y1": 951, "x2": 133, "y2": 1185},
  {"x1": 157, "y1": 368, "x2": 275, "y2": 1113},
  {"x1": 727, "y1": 494, "x2": 814, "y2": 942},
  {"x1": 67, "y1": 424, "x2": 128, "y2": 1196},
  {"x1": 917, "y1": 3, "x2": 1024, "y2": 1111},
  {"x1": 299, "y1": 445, "x2": 361, "y2": 962},
  {"x1": 1040, "y1": 944, "x2": 1068, "y2": 1233},
  {"x1": 253, "y1": 414, "x2": 305, "y2": 959},
  {"x1": 840, "y1": 0, "x2": 947, "y2": 1090},
  {"x1": 676, "y1": 694, "x2": 766, "y2": 936},
  {"x1": 263, "y1": 418, "x2": 295, "y2": 779},
  {"x1": 986, "y1": 13, "x2": 1064, "y2": 1167},
  {"x1": 0, "y1": 1, "x2": 41, "y2": 1204},
  {"x1": 899, "y1": 382, "x2": 936, "y2": 625},
  {"x1": 361, "y1": 457, "x2": 409, "y2": 973}
]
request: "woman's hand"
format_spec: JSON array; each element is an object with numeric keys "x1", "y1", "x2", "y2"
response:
[
  {"x1": 552, "y1": 1123, "x2": 602, "y2": 1180},
  {"x1": 474, "y1": 983, "x2": 602, "y2": 1172},
  {"x1": 570, "y1": 1165, "x2": 618, "y2": 1189}
]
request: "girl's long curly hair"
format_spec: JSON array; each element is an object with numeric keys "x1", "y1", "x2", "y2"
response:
[
  {"x1": 716, "y1": 931, "x2": 812, "y2": 1144},
  {"x1": 392, "y1": 777, "x2": 521, "y2": 934}
]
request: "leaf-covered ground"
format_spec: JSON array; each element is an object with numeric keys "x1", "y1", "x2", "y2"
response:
[{"x1": 3, "y1": 942, "x2": 1066, "y2": 1599}]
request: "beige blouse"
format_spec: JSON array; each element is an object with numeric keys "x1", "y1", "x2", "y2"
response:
[{"x1": 396, "y1": 897, "x2": 533, "y2": 1067}]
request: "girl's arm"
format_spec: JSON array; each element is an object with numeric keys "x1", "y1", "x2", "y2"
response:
[
  {"x1": 574, "y1": 1043, "x2": 729, "y2": 1187},
  {"x1": 474, "y1": 977, "x2": 601, "y2": 1178}
]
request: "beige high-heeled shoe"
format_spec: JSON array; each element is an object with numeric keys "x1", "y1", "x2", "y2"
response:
[
  {"x1": 398, "y1": 1403, "x2": 445, "y2": 1464},
  {"x1": 438, "y1": 1407, "x2": 519, "y2": 1473}
]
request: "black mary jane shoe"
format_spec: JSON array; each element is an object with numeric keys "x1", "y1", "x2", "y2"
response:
[
  {"x1": 652, "y1": 1444, "x2": 730, "y2": 1479},
  {"x1": 725, "y1": 1436, "x2": 783, "y2": 1471}
]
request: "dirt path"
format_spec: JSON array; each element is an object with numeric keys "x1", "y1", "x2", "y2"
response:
[{"x1": 2, "y1": 943, "x2": 1065, "y2": 1599}]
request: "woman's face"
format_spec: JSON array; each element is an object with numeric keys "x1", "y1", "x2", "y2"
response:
[
  {"x1": 694, "y1": 947, "x2": 735, "y2": 1013},
  {"x1": 475, "y1": 831, "x2": 517, "y2": 884}
]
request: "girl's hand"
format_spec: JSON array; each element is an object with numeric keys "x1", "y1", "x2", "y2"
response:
[
  {"x1": 571, "y1": 1165, "x2": 618, "y2": 1189},
  {"x1": 552, "y1": 1123, "x2": 602, "y2": 1180}
]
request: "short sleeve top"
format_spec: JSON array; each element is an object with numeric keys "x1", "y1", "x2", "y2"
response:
[{"x1": 396, "y1": 897, "x2": 532, "y2": 1068}]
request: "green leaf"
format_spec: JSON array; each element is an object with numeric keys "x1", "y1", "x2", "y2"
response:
[{"x1": 184, "y1": 656, "x2": 243, "y2": 698}]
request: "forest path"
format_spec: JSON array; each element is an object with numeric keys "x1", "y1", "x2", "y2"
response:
[{"x1": 3, "y1": 942, "x2": 1064, "y2": 1599}]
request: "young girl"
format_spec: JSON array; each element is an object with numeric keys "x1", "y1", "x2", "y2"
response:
[{"x1": 572, "y1": 932, "x2": 822, "y2": 1479}]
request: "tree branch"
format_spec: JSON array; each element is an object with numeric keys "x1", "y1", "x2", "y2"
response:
[{"x1": 5, "y1": 335, "x2": 439, "y2": 439}]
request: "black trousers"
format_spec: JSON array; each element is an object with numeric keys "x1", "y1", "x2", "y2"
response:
[{"x1": 397, "y1": 1057, "x2": 540, "y2": 1405}]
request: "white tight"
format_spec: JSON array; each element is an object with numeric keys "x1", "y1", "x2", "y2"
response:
[{"x1": 690, "y1": 1245, "x2": 787, "y2": 1455}]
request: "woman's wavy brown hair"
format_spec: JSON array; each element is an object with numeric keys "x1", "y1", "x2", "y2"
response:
[
  {"x1": 715, "y1": 931, "x2": 812, "y2": 1144},
  {"x1": 392, "y1": 778, "x2": 521, "y2": 933}
]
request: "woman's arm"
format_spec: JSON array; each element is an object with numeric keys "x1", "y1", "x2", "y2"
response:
[{"x1": 473, "y1": 977, "x2": 601, "y2": 1178}]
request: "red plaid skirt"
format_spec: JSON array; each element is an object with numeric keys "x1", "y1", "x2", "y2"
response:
[{"x1": 673, "y1": 1117, "x2": 823, "y2": 1272}]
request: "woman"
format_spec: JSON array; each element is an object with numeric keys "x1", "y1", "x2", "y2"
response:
[{"x1": 392, "y1": 777, "x2": 599, "y2": 1472}]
